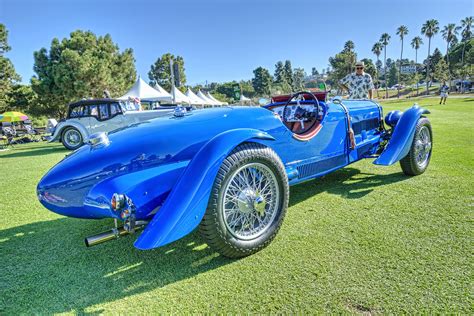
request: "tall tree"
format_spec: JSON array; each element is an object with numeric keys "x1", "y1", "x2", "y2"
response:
[
  {"x1": 0, "y1": 24, "x2": 21, "y2": 112},
  {"x1": 328, "y1": 51, "x2": 354, "y2": 83},
  {"x1": 371, "y1": 42, "x2": 383, "y2": 72},
  {"x1": 441, "y1": 23, "x2": 461, "y2": 86},
  {"x1": 460, "y1": 16, "x2": 473, "y2": 92},
  {"x1": 388, "y1": 63, "x2": 398, "y2": 87},
  {"x1": 396, "y1": 25, "x2": 409, "y2": 98},
  {"x1": 274, "y1": 61, "x2": 291, "y2": 93},
  {"x1": 460, "y1": 16, "x2": 473, "y2": 65},
  {"x1": 274, "y1": 61, "x2": 285, "y2": 83},
  {"x1": 292, "y1": 68, "x2": 306, "y2": 91},
  {"x1": 148, "y1": 53, "x2": 186, "y2": 91},
  {"x1": 283, "y1": 60, "x2": 293, "y2": 89},
  {"x1": 252, "y1": 67, "x2": 272, "y2": 96},
  {"x1": 343, "y1": 40, "x2": 355, "y2": 72},
  {"x1": 371, "y1": 42, "x2": 382, "y2": 98},
  {"x1": 31, "y1": 30, "x2": 136, "y2": 118},
  {"x1": 311, "y1": 67, "x2": 319, "y2": 77},
  {"x1": 421, "y1": 19, "x2": 440, "y2": 94},
  {"x1": 411, "y1": 36, "x2": 424, "y2": 95},
  {"x1": 380, "y1": 33, "x2": 391, "y2": 98},
  {"x1": 360, "y1": 58, "x2": 377, "y2": 79},
  {"x1": 433, "y1": 58, "x2": 449, "y2": 83}
]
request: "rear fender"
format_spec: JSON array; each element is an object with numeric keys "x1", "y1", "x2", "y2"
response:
[
  {"x1": 134, "y1": 128, "x2": 275, "y2": 250},
  {"x1": 49, "y1": 121, "x2": 89, "y2": 142},
  {"x1": 374, "y1": 105, "x2": 430, "y2": 165}
]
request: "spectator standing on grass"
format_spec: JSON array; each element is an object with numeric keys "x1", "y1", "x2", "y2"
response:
[
  {"x1": 339, "y1": 61, "x2": 375, "y2": 100},
  {"x1": 439, "y1": 81, "x2": 449, "y2": 105}
]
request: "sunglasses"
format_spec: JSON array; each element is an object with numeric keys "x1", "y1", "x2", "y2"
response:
[{"x1": 356, "y1": 67, "x2": 364, "y2": 70}]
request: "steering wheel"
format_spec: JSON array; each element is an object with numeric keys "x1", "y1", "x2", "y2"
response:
[{"x1": 282, "y1": 91, "x2": 321, "y2": 134}]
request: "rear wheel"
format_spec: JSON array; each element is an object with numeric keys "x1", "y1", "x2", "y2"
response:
[
  {"x1": 400, "y1": 117, "x2": 432, "y2": 176},
  {"x1": 61, "y1": 127, "x2": 84, "y2": 150},
  {"x1": 199, "y1": 143, "x2": 289, "y2": 258}
]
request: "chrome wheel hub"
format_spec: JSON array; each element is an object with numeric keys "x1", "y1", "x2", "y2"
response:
[
  {"x1": 414, "y1": 126, "x2": 431, "y2": 169},
  {"x1": 222, "y1": 163, "x2": 280, "y2": 240},
  {"x1": 65, "y1": 129, "x2": 81, "y2": 146}
]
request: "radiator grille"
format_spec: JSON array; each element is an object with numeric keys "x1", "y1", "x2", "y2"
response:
[{"x1": 352, "y1": 118, "x2": 379, "y2": 134}]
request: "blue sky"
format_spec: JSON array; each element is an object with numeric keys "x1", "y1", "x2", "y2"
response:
[{"x1": 1, "y1": 0, "x2": 472, "y2": 85}]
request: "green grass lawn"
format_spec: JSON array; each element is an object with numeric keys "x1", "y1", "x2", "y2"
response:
[{"x1": 1, "y1": 97, "x2": 472, "y2": 314}]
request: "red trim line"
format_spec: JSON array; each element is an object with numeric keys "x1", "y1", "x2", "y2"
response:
[{"x1": 292, "y1": 124, "x2": 323, "y2": 141}]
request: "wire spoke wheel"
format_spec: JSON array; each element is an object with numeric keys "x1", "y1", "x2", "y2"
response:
[
  {"x1": 400, "y1": 117, "x2": 432, "y2": 176},
  {"x1": 414, "y1": 126, "x2": 431, "y2": 169},
  {"x1": 200, "y1": 143, "x2": 288, "y2": 258},
  {"x1": 222, "y1": 163, "x2": 280, "y2": 240}
]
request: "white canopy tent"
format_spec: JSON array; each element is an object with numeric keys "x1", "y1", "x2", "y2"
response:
[
  {"x1": 119, "y1": 76, "x2": 172, "y2": 101},
  {"x1": 197, "y1": 90, "x2": 216, "y2": 105},
  {"x1": 171, "y1": 86, "x2": 191, "y2": 104},
  {"x1": 185, "y1": 88, "x2": 205, "y2": 105},
  {"x1": 206, "y1": 92, "x2": 226, "y2": 105},
  {"x1": 240, "y1": 94, "x2": 251, "y2": 101},
  {"x1": 153, "y1": 83, "x2": 172, "y2": 99}
]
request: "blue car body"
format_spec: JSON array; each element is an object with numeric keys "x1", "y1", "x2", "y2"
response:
[{"x1": 37, "y1": 98, "x2": 429, "y2": 250}]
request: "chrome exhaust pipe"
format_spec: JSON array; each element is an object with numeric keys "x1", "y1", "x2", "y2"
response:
[{"x1": 85, "y1": 223, "x2": 145, "y2": 247}]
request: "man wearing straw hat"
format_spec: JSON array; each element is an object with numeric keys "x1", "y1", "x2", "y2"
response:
[{"x1": 339, "y1": 61, "x2": 374, "y2": 100}]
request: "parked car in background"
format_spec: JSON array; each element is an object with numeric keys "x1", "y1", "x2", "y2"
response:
[
  {"x1": 47, "y1": 99, "x2": 174, "y2": 150},
  {"x1": 390, "y1": 84, "x2": 405, "y2": 90}
]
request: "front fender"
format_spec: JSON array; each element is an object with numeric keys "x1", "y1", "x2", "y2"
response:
[
  {"x1": 134, "y1": 128, "x2": 275, "y2": 250},
  {"x1": 49, "y1": 121, "x2": 89, "y2": 142},
  {"x1": 374, "y1": 105, "x2": 430, "y2": 166}
]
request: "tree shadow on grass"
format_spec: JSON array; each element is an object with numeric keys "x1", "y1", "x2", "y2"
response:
[
  {"x1": 0, "y1": 166, "x2": 409, "y2": 314},
  {"x1": 0, "y1": 144, "x2": 68, "y2": 158}
]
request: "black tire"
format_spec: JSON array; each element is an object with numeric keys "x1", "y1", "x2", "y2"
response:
[
  {"x1": 199, "y1": 142, "x2": 289, "y2": 258},
  {"x1": 61, "y1": 127, "x2": 84, "y2": 150},
  {"x1": 400, "y1": 117, "x2": 432, "y2": 176}
]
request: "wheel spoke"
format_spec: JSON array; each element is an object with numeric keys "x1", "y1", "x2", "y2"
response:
[{"x1": 222, "y1": 162, "x2": 280, "y2": 240}]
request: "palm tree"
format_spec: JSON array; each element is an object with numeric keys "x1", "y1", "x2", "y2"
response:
[
  {"x1": 421, "y1": 19, "x2": 439, "y2": 95},
  {"x1": 380, "y1": 33, "x2": 391, "y2": 98},
  {"x1": 411, "y1": 36, "x2": 423, "y2": 95},
  {"x1": 396, "y1": 25, "x2": 409, "y2": 98},
  {"x1": 460, "y1": 17, "x2": 473, "y2": 64},
  {"x1": 372, "y1": 42, "x2": 383, "y2": 97},
  {"x1": 344, "y1": 40, "x2": 355, "y2": 73},
  {"x1": 460, "y1": 16, "x2": 473, "y2": 92},
  {"x1": 441, "y1": 23, "x2": 461, "y2": 87}
]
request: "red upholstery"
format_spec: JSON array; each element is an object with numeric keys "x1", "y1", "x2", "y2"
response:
[{"x1": 271, "y1": 92, "x2": 327, "y2": 103}]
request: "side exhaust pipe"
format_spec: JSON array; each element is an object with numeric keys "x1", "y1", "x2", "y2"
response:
[{"x1": 85, "y1": 222, "x2": 145, "y2": 247}]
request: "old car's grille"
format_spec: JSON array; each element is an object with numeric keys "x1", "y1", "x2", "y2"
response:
[
  {"x1": 296, "y1": 154, "x2": 346, "y2": 179},
  {"x1": 352, "y1": 118, "x2": 379, "y2": 134}
]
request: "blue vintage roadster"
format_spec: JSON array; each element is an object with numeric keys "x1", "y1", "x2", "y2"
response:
[{"x1": 37, "y1": 91, "x2": 432, "y2": 258}]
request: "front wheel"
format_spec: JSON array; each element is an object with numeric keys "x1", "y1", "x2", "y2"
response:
[
  {"x1": 61, "y1": 127, "x2": 84, "y2": 150},
  {"x1": 199, "y1": 143, "x2": 289, "y2": 258},
  {"x1": 400, "y1": 117, "x2": 433, "y2": 176}
]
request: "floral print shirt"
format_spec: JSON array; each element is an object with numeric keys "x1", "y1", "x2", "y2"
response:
[{"x1": 339, "y1": 72, "x2": 375, "y2": 99}]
